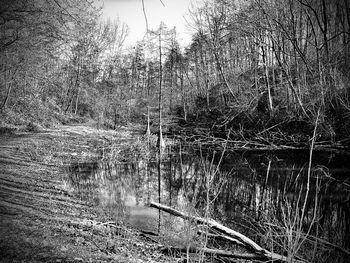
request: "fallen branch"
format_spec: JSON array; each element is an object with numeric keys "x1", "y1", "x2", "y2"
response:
[
  {"x1": 139, "y1": 230, "x2": 160, "y2": 244},
  {"x1": 173, "y1": 130, "x2": 350, "y2": 153},
  {"x1": 161, "y1": 246, "x2": 266, "y2": 261},
  {"x1": 197, "y1": 229, "x2": 244, "y2": 246},
  {"x1": 150, "y1": 202, "x2": 306, "y2": 263}
]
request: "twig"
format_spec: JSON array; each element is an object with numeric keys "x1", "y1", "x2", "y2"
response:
[{"x1": 141, "y1": 0, "x2": 149, "y2": 31}]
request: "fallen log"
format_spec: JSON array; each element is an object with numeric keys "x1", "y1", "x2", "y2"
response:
[
  {"x1": 197, "y1": 229, "x2": 244, "y2": 246},
  {"x1": 150, "y1": 202, "x2": 306, "y2": 263},
  {"x1": 161, "y1": 246, "x2": 266, "y2": 261}
]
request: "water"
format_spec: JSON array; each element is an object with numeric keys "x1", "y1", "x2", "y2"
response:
[{"x1": 65, "y1": 145, "x2": 350, "y2": 261}]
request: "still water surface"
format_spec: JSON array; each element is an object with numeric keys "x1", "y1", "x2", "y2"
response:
[{"x1": 65, "y1": 145, "x2": 350, "y2": 261}]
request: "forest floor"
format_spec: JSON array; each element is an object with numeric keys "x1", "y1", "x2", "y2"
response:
[{"x1": 0, "y1": 122, "x2": 172, "y2": 263}]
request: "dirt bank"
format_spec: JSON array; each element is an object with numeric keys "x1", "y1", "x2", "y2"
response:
[{"x1": 0, "y1": 124, "x2": 169, "y2": 263}]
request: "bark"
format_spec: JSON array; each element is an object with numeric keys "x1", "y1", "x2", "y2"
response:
[
  {"x1": 261, "y1": 44, "x2": 273, "y2": 112},
  {"x1": 157, "y1": 27, "x2": 165, "y2": 151},
  {"x1": 157, "y1": 26, "x2": 164, "y2": 233},
  {"x1": 1, "y1": 71, "x2": 11, "y2": 111},
  {"x1": 180, "y1": 65, "x2": 187, "y2": 121},
  {"x1": 212, "y1": 48, "x2": 236, "y2": 101},
  {"x1": 74, "y1": 55, "x2": 82, "y2": 115},
  {"x1": 113, "y1": 107, "x2": 117, "y2": 130},
  {"x1": 1, "y1": 64, "x2": 19, "y2": 111},
  {"x1": 1, "y1": 84, "x2": 12, "y2": 111},
  {"x1": 197, "y1": 229, "x2": 244, "y2": 246},
  {"x1": 161, "y1": 246, "x2": 267, "y2": 261},
  {"x1": 271, "y1": 39, "x2": 309, "y2": 118},
  {"x1": 198, "y1": 43, "x2": 210, "y2": 107},
  {"x1": 146, "y1": 67, "x2": 151, "y2": 137},
  {"x1": 321, "y1": 0, "x2": 329, "y2": 59},
  {"x1": 150, "y1": 202, "x2": 307, "y2": 263}
]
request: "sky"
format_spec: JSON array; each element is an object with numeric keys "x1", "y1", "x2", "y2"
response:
[{"x1": 98, "y1": 0, "x2": 198, "y2": 47}]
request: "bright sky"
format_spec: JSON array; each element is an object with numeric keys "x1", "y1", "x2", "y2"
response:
[{"x1": 98, "y1": 0, "x2": 199, "y2": 47}]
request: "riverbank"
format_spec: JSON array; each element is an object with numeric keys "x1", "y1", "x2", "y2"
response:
[
  {"x1": 0, "y1": 123, "x2": 170, "y2": 262},
  {"x1": 170, "y1": 110, "x2": 350, "y2": 154},
  {"x1": 1, "y1": 121, "x2": 349, "y2": 262}
]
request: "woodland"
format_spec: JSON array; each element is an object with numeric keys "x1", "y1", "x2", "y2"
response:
[
  {"x1": 0, "y1": 0, "x2": 349, "y2": 147},
  {"x1": 1, "y1": 0, "x2": 350, "y2": 263}
]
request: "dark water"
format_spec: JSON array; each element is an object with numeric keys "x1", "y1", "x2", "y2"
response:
[{"x1": 65, "y1": 145, "x2": 350, "y2": 261}]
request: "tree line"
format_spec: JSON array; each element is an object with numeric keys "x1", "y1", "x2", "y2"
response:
[{"x1": 1, "y1": 0, "x2": 349, "y2": 143}]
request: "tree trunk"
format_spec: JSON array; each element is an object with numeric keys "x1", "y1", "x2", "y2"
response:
[
  {"x1": 158, "y1": 27, "x2": 165, "y2": 151},
  {"x1": 1, "y1": 82, "x2": 12, "y2": 111},
  {"x1": 157, "y1": 26, "x2": 165, "y2": 233},
  {"x1": 261, "y1": 44, "x2": 273, "y2": 112},
  {"x1": 180, "y1": 64, "x2": 187, "y2": 121},
  {"x1": 1, "y1": 65, "x2": 11, "y2": 111},
  {"x1": 1, "y1": 62, "x2": 18, "y2": 111},
  {"x1": 74, "y1": 55, "x2": 82, "y2": 115}
]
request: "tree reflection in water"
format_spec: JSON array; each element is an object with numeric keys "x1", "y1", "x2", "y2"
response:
[{"x1": 65, "y1": 147, "x2": 350, "y2": 262}]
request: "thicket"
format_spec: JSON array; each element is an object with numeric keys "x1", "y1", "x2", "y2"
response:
[{"x1": 172, "y1": 0, "x2": 350, "y2": 145}]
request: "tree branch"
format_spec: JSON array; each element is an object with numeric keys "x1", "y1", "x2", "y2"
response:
[{"x1": 150, "y1": 202, "x2": 307, "y2": 263}]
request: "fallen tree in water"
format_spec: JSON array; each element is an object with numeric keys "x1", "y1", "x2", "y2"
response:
[
  {"x1": 171, "y1": 129, "x2": 350, "y2": 154},
  {"x1": 169, "y1": 107, "x2": 350, "y2": 154},
  {"x1": 150, "y1": 202, "x2": 307, "y2": 263}
]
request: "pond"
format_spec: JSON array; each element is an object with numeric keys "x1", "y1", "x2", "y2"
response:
[{"x1": 64, "y1": 144, "x2": 350, "y2": 262}]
